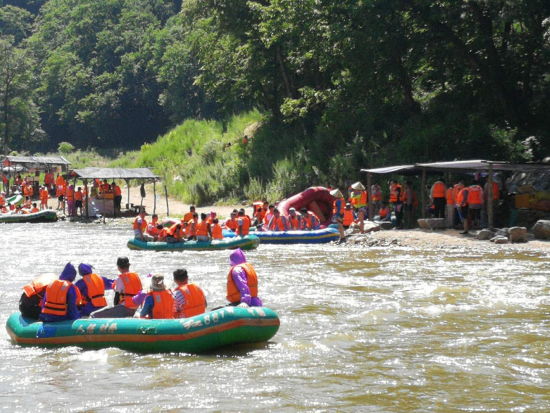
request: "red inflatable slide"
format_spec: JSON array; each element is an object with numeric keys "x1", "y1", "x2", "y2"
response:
[{"x1": 277, "y1": 187, "x2": 337, "y2": 227}]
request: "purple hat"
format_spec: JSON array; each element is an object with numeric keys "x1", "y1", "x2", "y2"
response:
[
  {"x1": 59, "y1": 263, "x2": 76, "y2": 282},
  {"x1": 229, "y1": 248, "x2": 246, "y2": 267},
  {"x1": 78, "y1": 263, "x2": 93, "y2": 276}
]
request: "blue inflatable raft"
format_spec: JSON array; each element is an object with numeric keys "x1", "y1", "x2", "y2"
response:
[{"x1": 223, "y1": 228, "x2": 340, "y2": 244}]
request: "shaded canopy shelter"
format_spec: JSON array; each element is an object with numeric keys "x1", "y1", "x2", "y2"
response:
[
  {"x1": 361, "y1": 160, "x2": 550, "y2": 229},
  {"x1": 1, "y1": 155, "x2": 71, "y2": 171},
  {"x1": 69, "y1": 167, "x2": 162, "y2": 218}
]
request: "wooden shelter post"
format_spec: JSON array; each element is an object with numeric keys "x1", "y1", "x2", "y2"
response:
[
  {"x1": 487, "y1": 163, "x2": 494, "y2": 230},
  {"x1": 367, "y1": 173, "x2": 373, "y2": 221},
  {"x1": 125, "y1": 179, "x2": 130, "y2": 210},
  {"x1": 153, "y1": 181, "x2": 157, "y2": 214},
  {"x1": 421, "y1": 168, "x2": 427, "y2": 218},
  {"x1": 84, "y1": 179, "x2": 89, "y2": 219},
  {"x1": 164, "y1": 185, "x2": 170, "y2": 217}
]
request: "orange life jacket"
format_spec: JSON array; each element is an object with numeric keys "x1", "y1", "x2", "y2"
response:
[
  {"x1": 40, "y1": 189, "x2": 49, "y2": 202},
  {"x1": 372, "y1": 187, "x2": 382, "y2": 202},
  {"x1": 225, "y1": 218, "x2": 237, "y2": 231},
  {"x1": 263, "y1": 212, "x2": 273, "y2": 225},
  {"x1": 379, "y1": 208, "x2": 389, "y2": 219},
  {"x1": 196, "y1": 221, "x2": 209, "y2": 237},
  {"x1": 490, "y1": 182, "x2": 499, "y2": 200},
  {"x1": 74, "y1": 191, "x2": 82, "y2": 201},
  {"x1": 269, "y1": 216, "x2": 286, "y2": 231},
  {"x1": 332, "y1": 198, "x2": 345, "y2": 215},
  {"x1": 81, "y1": 274, "x2": 107, "y2": 307},
  {"x1": 22, "y1": 274, "x2": 57, "y2": 301},
  {"x1": 288, "y1": 214, "x2": 301, "y2": 230},
  {"x1": 211, "y1": 224, "x2": 223, "y2": 239},
  {"x1": 175, "y1": 283, "x2": 206, "y2": 318},
  {"x1": 66, "y1": 187, "x2": 74, "y2": 201},
  {"x1": 30, "y1": 207, "x2": 39, "y2": 213},
  {"x1": 114, "y1": 185, "x2": 121, "y2": 196},
  {"x1": 351, "y1": 191, "x2": 367, "y2": 208},
  {"x1": 389, "y1": 184, "x2": 402, "y2": 203},
  {"x1": 467, "y1": 185, "x2": 482, "y2": 205},
  {"x1": 432, "y1": 182, "x2": 446, "y2": 198},
  {"x1": 227, "y1": 263, "x2": 258, "y2": 303},
  {"x1": 401, "y1": 188, "x2": 419, "y2": 206},
  {"x1": 0, "y1": 196, "x2": 4, "y2": 206},
  {"x1": 148, "y1": 290, "x2": 174, "y2": 319},
  {"x1": 23, "y1": 185, "x2": 31, "y2": 197},
  {"x1": 301, "y1": 213, "x2": 318, "y2": 230},
  {"x1": 237, "y1": 217, "x2": 250, "y2": 235},
  {"x1": 343, "y1": 209, "x2": 355, "y2": 226},
  {"x1": 452, "y1": 185, "x2": 461, "y2": 205},
  {"x1": 183, "y1": 212, "x2": 194, "y2": 223},
  {"x1": 187, "y1": 219, "x2": 197, "y2": 237},
  {"x1": 133, "y1": 217, "x2": 147, "y2": 232},
  {"x1": 158, "y1": 227, "x2": 168, "y2": 241},
  {"x1": 42, "y1": 280, "x2": 81, "y2": 316},
  {"x1": 147, "y1": 222, "x2": 160, "y2": 236},
  {"x1": 446, "y1": 188, "x2": 454, "y2": 205},
  {"x1": 119, "y1": 272, "x2": 142, "y2": 309},
  {"x1": 166, "y1": 223, "x2": 181, "y2": 237},
  {"x1": 457, "y1": 188, "x2": 469, "y2": 207}
]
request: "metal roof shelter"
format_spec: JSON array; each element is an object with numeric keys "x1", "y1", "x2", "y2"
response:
[
  {"x1": 361, "y1": 159, "x2": 550, "y2": 229},
  {"x1": 2, "y1": 155, "x2": 71, "y2": 170},
  {"x1": 68, "y1": 167, "x2": 165, "y2": 218}
]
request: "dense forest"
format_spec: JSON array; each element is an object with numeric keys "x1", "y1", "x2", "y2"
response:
[{"x1": 1, "y1": 1, "x2": 550, "y2": 189}]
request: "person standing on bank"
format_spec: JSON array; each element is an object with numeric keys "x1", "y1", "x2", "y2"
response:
[
  {"x1": 430, "y1": 178, "x2": 447, "y2": 219},
  {"x1": 389, "y1": 180, "x2": 403, "y2": 229}
]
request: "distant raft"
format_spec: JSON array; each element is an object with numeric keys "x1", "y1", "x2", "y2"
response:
[
  {"x1": 0, "y1": 210, "x2": 57, "y2": 223},
  {"x1": 127, "y1": 235, "x2": 260, "y2": 251},
  {"x1": 224, "y1": 228, "x2": 340, "y2": 244},
  {"x1": 6, "y1": 307, "x2": 280, "y2": 353}
]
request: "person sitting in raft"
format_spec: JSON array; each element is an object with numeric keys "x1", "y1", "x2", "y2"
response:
[
  {"x1": 91, "y1": 257, "x2": 143, "y2": 318},
  {"x1": 263, "y1": 204, "x2": 275, "y2": 226},
  {"x1": 140, "y1": 274, "x2": 174, "y2": 319},
  {"x1": 378, "y1": 202, "x2": 391, "y2": 222},
  {"x1": 183, "y1": 205, "x2": 195, "y2": 224},
  {"x1": 268, "y1": 208, "x2": 289, "y2": 231},
  {"x1": 23, "y1": 196, "x2": 32, "y2": 209},
  {"x1": 186, "y1": 212, "x2": 199, "y2": 240},
  {"x1": 196, "y1": 213, "x2": 212, "y2": 242},
  {"x1": 30, "y1": 203, "x2": 39, "y2": 213},
  {"x1": 157, "y1": 224, "x2": 169, "y2": 242},
  {"x1": 224, "y1": 211, "x2": 238, "y2": 232},
  {"x1": 287, "y1": 207, "x2": 301, "y2": 230},
  {"x1": 227, "y1": 248, "x2": 262, "y2": 308},
  {"x1": 300, "y1": 208, "x2": 320, "y2": 230},
  {"x1": 20, "y1": 273, "x2": 57, "y2": 319},
  {"x1": 74, "y1": 263, "x2": 113, "y2": 317},
  {"x1": 166, "y1": 222, "x2": 183, "y2": 243},
  {"x1": 39, "y1": 263, "x2": 82, "y2": 322},
  {"x1": 8, "y1": 202, "x2": 15, "y2": 211},
  {"x1": 206, "y1": 211, "x2": 216, "y2": 225},
  {"x1": 1, "y1": 204, "x2": 8, "y2": 214},
  {"x1": 330, "y1": 188, "x2": 345, "y2": 239},
  {"x1": 236, "y1": 209, "x2": 251, "y2": 236},
  {"x1": 342, "y1": 203, "x2": 357, "y2": 229},
  {"x1": 134, "y1": 209, "x2": 152, "y2": 241},
  {"x1": 39, "y1": 186, "x2": 49, "y2": 210},
  {"x1": 211, "y1": 218, "x2": 224, "y2": 240},
  {"x1": 147, "y1": 214, "x2": 160, "y2": 240},
  {"x1": 0, "y1": 192, "x2": 5, "y2": 207},
  {"x1": 172, "y1": 269, "x2": 207, "y2": 318}
]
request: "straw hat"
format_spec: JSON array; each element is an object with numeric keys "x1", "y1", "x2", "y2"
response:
[
  {"x1": 351, "y1": 181, "x2": 365, "y2": 191},
  {"x1": 150, "y1": 274, "x2": 166, "y2": 291},
  {"x1": 330, "y1": 188, "x2": 344, "y2": 198}
]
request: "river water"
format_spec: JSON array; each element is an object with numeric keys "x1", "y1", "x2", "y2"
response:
[{"x1": 1, "y1": 222, "x2": 549, "y2": 411}]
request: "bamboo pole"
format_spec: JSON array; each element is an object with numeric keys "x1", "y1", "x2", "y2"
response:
[
  {"x1": 487, "y1": 163, "x2": 494, "y2": 230},
  {"x1": 164, "y1": 185, "x2": 169, "y2": 217},
  {"x1": 85, "y1": 179, "x2": 89, "y2": 219},
  {"x1": 367, "y1": 173, "x2": 373, "y2": 221},
  {"x1": 421, "y1": 168, "x2": 427, "y2": 218}
]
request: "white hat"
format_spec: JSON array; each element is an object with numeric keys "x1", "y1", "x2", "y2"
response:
[
  {"x1": 351, "y1": 182, "x2": 365, "y2": 191},
  {"x1": 330, "y1": 189, "x2": 344, "y2": 198}
]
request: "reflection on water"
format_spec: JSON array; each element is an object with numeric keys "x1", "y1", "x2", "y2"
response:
[{"x1": 1, "y1": 222, "x2": 550, "y2": 411}]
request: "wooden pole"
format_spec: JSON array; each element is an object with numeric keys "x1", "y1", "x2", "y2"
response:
[
  {"x1": 421, "y1": 168, "x2": 427, "y2": 218},
  {"x1": 126, "y1": 179, "x2": 130, "y2": 211},
  {"x1": 153, "y1": 181, "x2": 157, "y2": 215},
  {"x1": 487, "y1": 163, "x2": 494, "y2": 230},
  {"x1": 85, "y1": 179, "x2": 89, "y2": 219},
  {"x1": 367, "y1": 173, "x2": 373, "y2": 221},
  {"x1": 164, "y1": 185, "x2": 169, "y2": 217}
]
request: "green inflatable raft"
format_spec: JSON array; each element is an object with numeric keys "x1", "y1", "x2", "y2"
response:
[
  {"x1": 6, "y1": 307, "x2": 280, "y2": 353},
  {"x1": 127, "y1": 235, "x2": 260, "y2": 251},
  {"x1": 0, "y1": 210, "x2": 57, "y2": 223}
]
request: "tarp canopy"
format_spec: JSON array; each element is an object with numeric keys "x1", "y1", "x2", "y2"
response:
[
  {"x1": 360, "y1": 165, "x2": 417, "y2": 175},
  {"x1": 2, "y1": 155, "x2": 71, "y2": 169},
  {"x1": 71, "y1": 167, "x2": 159, "y2": 181}
]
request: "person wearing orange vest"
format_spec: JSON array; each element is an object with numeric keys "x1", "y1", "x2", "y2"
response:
[
  {"x1": 112, "y1": 181, "x2": 122, "y2": 214},
  {"x1": 467, "y1": 180, "x2": 484, "y2": 231},
  {"x1": 74, "y1": 187, "x2": 83, "y2": 215},
  {"x1": 66, "y1": 184, "x2": 75, "y2": 216},
  {"x1": 56, "y1": 181, "x2": 66, "y2": 211},
  {"x1": 389, "y1": 180, "x2": 404, "y2": 229},
  {"x1": 378, "y1": 202, "x2": 391, "y2": 221},
  {"x1": 23, "y1": 196, "x2": 32, "y2": 209},
  {"x1": 2, "y1": 173, "x2": 9, "y2": 194},
  {"x1": 401, "y1": 181, "x2": 418, "y2": 229},
  {"x1": 39, "y1": 263, "x2": 82, "y2": 322},
  {"x1": 350, "y1": 182, "x2": 368, "y2": 232},
  {"x1": 196, "y1": 213, "x2": 212, "y2": 241},
  {"x1": 299, "y1": 207, "x2": 320, "y2": 230},
  {"x1": 39, "y1": 186, "x2": 49, "y2": 210},
  {"x1": 140, "y1": 275, "x2": 174, "y2": 319},
  {"x1": 456, "y1": 181, "x2": 470, "y2": 234},
  {"x1": 74, "y1": 263, "x2": 113, "y2": 317},
  {"x1": 236, "y1": 209, "x2": 251, "y2": 236},
  {"x1": 183, "y1": 206, "x2": 195, "y2": 224},
  {"x1": 0, "y1": 192, "x2": 5, "y2": 207},
  {"x1": 287, "y1": 207, "x2": 302, "y2": 230},
  {"x1": 227, "y1": 248, "x2": 262, "y2": 307},
  {"x1": 30, "y1": 203, "x2": 39, "y2": 213},
  {"x1": 186, "y1": 212, "x2": 199, "y2": 240},
  {"x1": 342, "y1": 203, "x2": 357, "y2": 227},
  {"x1": 133, "y1": 209, "x2": 151, "y2": 241},
  {"x1": 445, "y1": 182, "x2": 456, "y2": 229},
  {"x1": 100, "y1": 179, "x2": 111, "y2": 194},
  {"x1": 166, "y1": 222, "x2": 183, "y2": 243},
  {"x1": 430, "y1": 178, "x2": 447, "y2": 219},
  {"x1": 211, "y1": 218, "x2": 224, "y2": 239},
  {"x1": 147, "y1": 214, "x2": 161, "y2": 240},
  {"x1": 330, "y1": 188, "x2": 346, "y2": 239},
  {"x1": 92, "y1": 257, "x2": 143, "y2": 318},
  {"x1": 225, "y1": 211, "x2": 238, "y2": 232},
  {"x1": 20, "y1": 273, "x2": 58, "y2": 319},
  {"x1": 172, "y1": 268, "x2": 207, "y2": 318},
  {"x1": 44, "y1": 170, "x2": 51, "y2": 190},
  {"x1": 262, "y1": 205, "x2": 275, "y2": 226},
  {"x1": 268, "y1": 208, "x2": 289, "y2": 231}
]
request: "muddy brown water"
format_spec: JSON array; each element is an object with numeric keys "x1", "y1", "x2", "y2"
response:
[{"x1": 1, "y1": 222, "x2": 549, "y2": 411}]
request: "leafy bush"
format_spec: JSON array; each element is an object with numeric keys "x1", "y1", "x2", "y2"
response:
[{"x1": 58, "y1": 141, "x2": 75, "y2": 154}]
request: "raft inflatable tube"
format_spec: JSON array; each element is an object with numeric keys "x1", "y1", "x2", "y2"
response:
[
  {"x1": 5, "y1": 194, "x2": 23, "y2": 207},
  {"x1": 224, "y1": 228, "x2": 340, "y2": 244},
  {"x1": 0, "y1": 210, "x2": 57, "y2": 223},
  {"x1": 6, "y1": 307, "x2": 280, "y2": 353},
  {"x1": 277, "y1": 186, "x2": 336, "y2": 227},
  {"x1": 127, "y1": 235, "x2": 260, "y2": 251}
]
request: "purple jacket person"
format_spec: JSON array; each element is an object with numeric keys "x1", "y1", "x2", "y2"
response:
[{"x1": 228, "y1": 248, "x2": 262, "y2": 308}]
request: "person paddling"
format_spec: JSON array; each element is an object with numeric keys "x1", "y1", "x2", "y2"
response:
[{"x1": 227, "y1": 249, "x2": 262, "y2": 308}]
